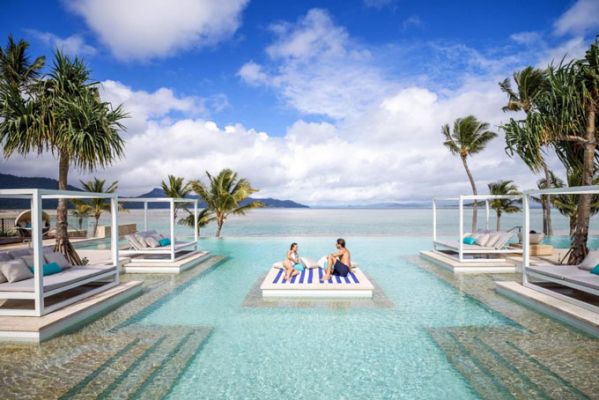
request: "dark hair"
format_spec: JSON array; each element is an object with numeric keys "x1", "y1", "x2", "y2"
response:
[
  {"x1": 336, "y1": 238, "x2": 346, "y2": 248},
  {"x1": 290, "y1": 242, "x2": 298, "y2": 250}
]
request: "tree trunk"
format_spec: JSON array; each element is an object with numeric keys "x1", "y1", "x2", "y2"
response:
[
  {"x1": 93, "y1": 216, "x2": 100, "y2": 237},
  {"x1": 461, "y1": 156, "x2": 478, "y2": 232},
  {"x1": 568, "y1": 104, "x2": 596, "y2": 265},
  {"x1": 541, "y1": 163, "x2": 553, "y2": 236},
  {"x1": 569, "y1": 215, "x2": 577, "y2": 238},
  {"x1": 215, "y1": 214, "x2": 224, "y2": 238},
  {"x1": 496, "y1": 210, "x2": 501, "y2": 231},
  {"x1": 54, "y1": 152, "x2": 82, "y2": 265}
]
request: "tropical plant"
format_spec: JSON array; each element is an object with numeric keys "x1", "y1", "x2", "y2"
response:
[
  {"x1": 178, "y1": 208, "x2": 214, "y2": 236},
  {"x1": 487, "y1": 180, "x2": 521, "y2": 231},
  {"x1": 514, "y1": 39, "x2": 599, "y2": 263},
  {"x1": 75, "y1": 178, "x2": 119, "y2": 236},
  {"x1": 551, "y1": 169, "x2": 599, "y2": 237},
  {"x1": 161, "y1": 175, "x2": 191, "y2": 219},
  {"x1": 442, "y1": 115, "x2": 497, "y2": 232},
  {"x1": 0, "y1": 38, "x2": 127, "y2": 264},
  {"x1": 191, "y1": 169, "x2": 264, "y2": 237},
  {"x1": 500, "y1": 67, "x2": 555, "y2": 235},
  {"x1": 71, "y1": 201, "x2": 91, "y2": 230}
]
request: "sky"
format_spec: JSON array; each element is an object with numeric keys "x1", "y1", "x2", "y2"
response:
[{"x1": 1, "y1": 0, "x2": 598, "y2": 205}]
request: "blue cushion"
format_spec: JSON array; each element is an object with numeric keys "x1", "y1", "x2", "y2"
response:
[
  {"x1": 159, "y1": 238, "x2": 171, "y2": 247},
  {"x1": 293, "y1": 264, "x2": 304, "y2": 272},
  {"x1": 28, "y1": 262, "x2": 62, "y2": 276},
  {"x1": 591, "y1": 264, "x2": 599, "y2": 275},
  {"x1": 463, "y1": 236, "x2": 476, "y2": 245}
]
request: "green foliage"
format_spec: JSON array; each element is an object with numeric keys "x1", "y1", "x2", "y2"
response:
[
  {"x1": 191, "y1": 169, "x2": 264, "y2": 237},
  {"x1": 441, "y1": 115, "x2": 497, "y2": 158}
]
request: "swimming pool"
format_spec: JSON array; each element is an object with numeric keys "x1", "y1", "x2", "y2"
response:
[{"x1": 125, "y1": 236, "x2": 515, "y2": 399}]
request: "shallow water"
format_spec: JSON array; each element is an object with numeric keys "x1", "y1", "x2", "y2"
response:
[{"x1": 132, "y1": 237, "x2": 515, "y2": 399}]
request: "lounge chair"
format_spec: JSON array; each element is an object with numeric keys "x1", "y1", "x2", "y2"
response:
[
  {"x1": 433, "y1": 230, "x2": 522, "y2": 262},
  {"x1": 0, "y1": 247, "x2": 118, "y2": 314},
  {"x1": 525, "y1": 251, "x2": 599, "y2": 297},
  {"x1": 121, "y1": 230, "x2": 197, "y2": 261}
]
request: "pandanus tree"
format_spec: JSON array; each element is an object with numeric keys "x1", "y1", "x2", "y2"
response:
[
  {"x1": 528, "y1": 40, "x2": 599, "y2": 264},
  {"x1": 191, "y1": 169, "x2": 264, "y2": 237},
  {"x1": 0, "y1": 37, "x2": 126, "y2": 264},
  {"x1": 500, "y1": 67, "x2": 554, "y2": 235},
  {"x1": 442, "y1": 116, "x2": 497, "y2": 232},
  {"x1": 487, "y1": 180, "x2": 520, "y2": 231},
  {"x1": 75, "y1": 178, "x2": 119, "y2": 236},
  {"x1": 161, "y1": 175, "x2": 192, "y2": 220}
]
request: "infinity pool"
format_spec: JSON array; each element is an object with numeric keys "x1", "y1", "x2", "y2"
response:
[{"x1": 126, "y1": 237, "x2": 516, "y2": 399}]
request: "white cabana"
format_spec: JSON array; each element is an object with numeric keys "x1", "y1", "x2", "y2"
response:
[
  {"x1": 432, "y1": 194, "x2": 523, "y2": 262},
  {"x1": 0, "y1": 189, "x2": 120, "y2": 317},
  {"x1": 521, "y1": 185, "x2": 599, "y2": 312},
  {"x1": 119, "y1": 197, "x2": 198, "y2": 262}
]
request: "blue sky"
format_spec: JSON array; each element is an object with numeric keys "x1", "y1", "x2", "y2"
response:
[{"x1": 1, "y1": 0, "x2": 598, "y2": 204}]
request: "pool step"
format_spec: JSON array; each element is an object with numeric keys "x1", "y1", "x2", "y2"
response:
[
  {"x1": 429, "y1": 330, "x2": 512, "y2": 400},
  {"x1": 131, "y1": 328, "x2": 209, "y2": 399},
  {"x1": 431, "y1": 327, "x2": 592, "y2": 400},
  {"x1": 59, "y1": 327, "x2": 211, "y2": 400},
  {"x1": 477, "y1": 337, "x2": 590, "y2": 400}
]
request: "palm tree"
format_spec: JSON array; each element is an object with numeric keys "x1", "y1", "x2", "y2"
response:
[
  {"x1": 161, "y1": 175, "x2": 191, "y2": 220},
  {"x1": 500, "y1": 67, "x2": 554, "y2": 236},
  {"x1": 77, "y1": 178, "x2": 119, "y2": 236},
  {"x1": 178, "y1": 208, "x2": 214, "y2": 236},
  {"x1": 487, "y1": 180, "x2": 520, "y2": 231},
  {"x1": 191, "y1": 169, "x2": 264, "y2": 237},
  {"x1": 442, "y1": 116, "x2": 497, "y2": 232},
  {"x1": 0, "y1": 39, "x2": 126, "y2": 264},
  {"x1": 71, "y1": 201, "x2": 92, "y2": 231}
]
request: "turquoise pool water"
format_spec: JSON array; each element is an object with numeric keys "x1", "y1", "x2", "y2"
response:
[{"x1": 130, "y1": 237, "x2": 516, "y2": 399}]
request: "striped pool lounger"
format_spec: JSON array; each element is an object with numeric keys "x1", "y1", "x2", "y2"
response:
[{"x1": 271, "y1": 268, "x2": 361, "y2": 285}]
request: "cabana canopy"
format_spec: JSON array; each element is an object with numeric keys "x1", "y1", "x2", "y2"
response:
[
  {"x1": 0, "y1": 189, "x2": 120, "y2": 317},
  {"x1": 432, "y1": 194, "x2": 523, "y2": 262},
  {"x1": 118, "y1": 197, "x2": 198, "y2": 262}
]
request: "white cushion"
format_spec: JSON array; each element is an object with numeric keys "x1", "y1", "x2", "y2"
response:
[
  {"x1": 44, "y1": 252, "x2": 71, "y2": 269},
  {"x1": 486, "y1": 232, "x2": 503, "y2": 248},
  {"x1": 494, "y1": 232, "x2": 515, "y2": 249},
  {"x1": 475, "y1": 234, "x2": 491, "y2": 247},
  {"x1": 300, "y1": 257, "x2": 320, "y2": 269},
  {"x1": 0, "y1": 259, "x2": 33, "y2": 283},
  {"x1": 579, "y1": 251, "x2": 599, "y2": 271},
  {"x1": 145, "y1": 236, "x2": 160, "y2": 248},
  {"x1": 272, "y1": 261, "x2": 285, "y2": 269},
  {"x1": 134, "y1": 233, "x2": 149, "y2": 248}
]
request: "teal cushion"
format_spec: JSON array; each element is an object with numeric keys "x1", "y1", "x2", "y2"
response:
[
  {"x1": 463, "y1": 236, "x2": 476, "y2": 245},
  {"x1": 591, "y1": 264, "x2": 599, "y2": 275},
  {"x1": 29, "y1": 262, "x2": 62, "y2": 276},
  {"x1": 159, "y1": 238, "x2": 171, "y2": 247},
  {"x1": 293, "y1": 264, "x2": 304, "y2": 272}
]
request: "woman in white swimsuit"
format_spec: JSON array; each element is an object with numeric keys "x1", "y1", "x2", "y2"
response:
[{"x1": 282, "y1": 242, "x2": 300, "y2": 281}]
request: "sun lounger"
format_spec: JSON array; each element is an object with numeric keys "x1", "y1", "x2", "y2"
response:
[
  {"x1": 0, "y1": 265, "x2": 116, "y2": 293},
  {"x1": 121, "y1": 230, "x2": 196, "y2": 261},
  {"x1": 526, "y1": 264, "x2": 599, "y2": 296}
]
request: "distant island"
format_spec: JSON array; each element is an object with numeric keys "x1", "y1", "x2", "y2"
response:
[{"x1": 0, "y1": 173, "x2": 309, "y2": 209}]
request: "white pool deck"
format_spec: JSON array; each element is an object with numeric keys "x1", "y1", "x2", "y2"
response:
[
  {"x1": 123, "y1": 251, "x2": 211, "y2": 274},
  {"x1": 260, "y1": 267, "x2": 374, "y2": 298},
  {"x1": 0, "y1": 281, "x2": 142, "y2": 343},
  {"x1": 419, "y1": 250, "x2": 518, "y2": 274}
]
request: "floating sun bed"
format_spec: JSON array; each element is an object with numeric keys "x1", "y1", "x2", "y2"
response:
[{"x1": 260, "y1": 266, "x2": 374, "y2": 298}]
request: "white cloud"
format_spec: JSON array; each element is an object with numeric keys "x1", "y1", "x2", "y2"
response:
[
  {"x1": 401, "y1": 16, "x2": 423, "y2": 31},
  {"x1": 238, "y1": 9, "x2": 395, "y2": 120},
  {"x1": 363, "y1": 0, "x2": 396, "y2": 10},
  {"x1": 29, "y1": 31, "x2": 96, "y2": 56},
  {"x1": 65, "y1": 0, "x2": 248, "y2": 61},
  {"x1": 554, "y1": 0, "x2": 599, "y2": 36},
  {"x1": 510, "y1": 31, "x2": 542, "y2": 45}
]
